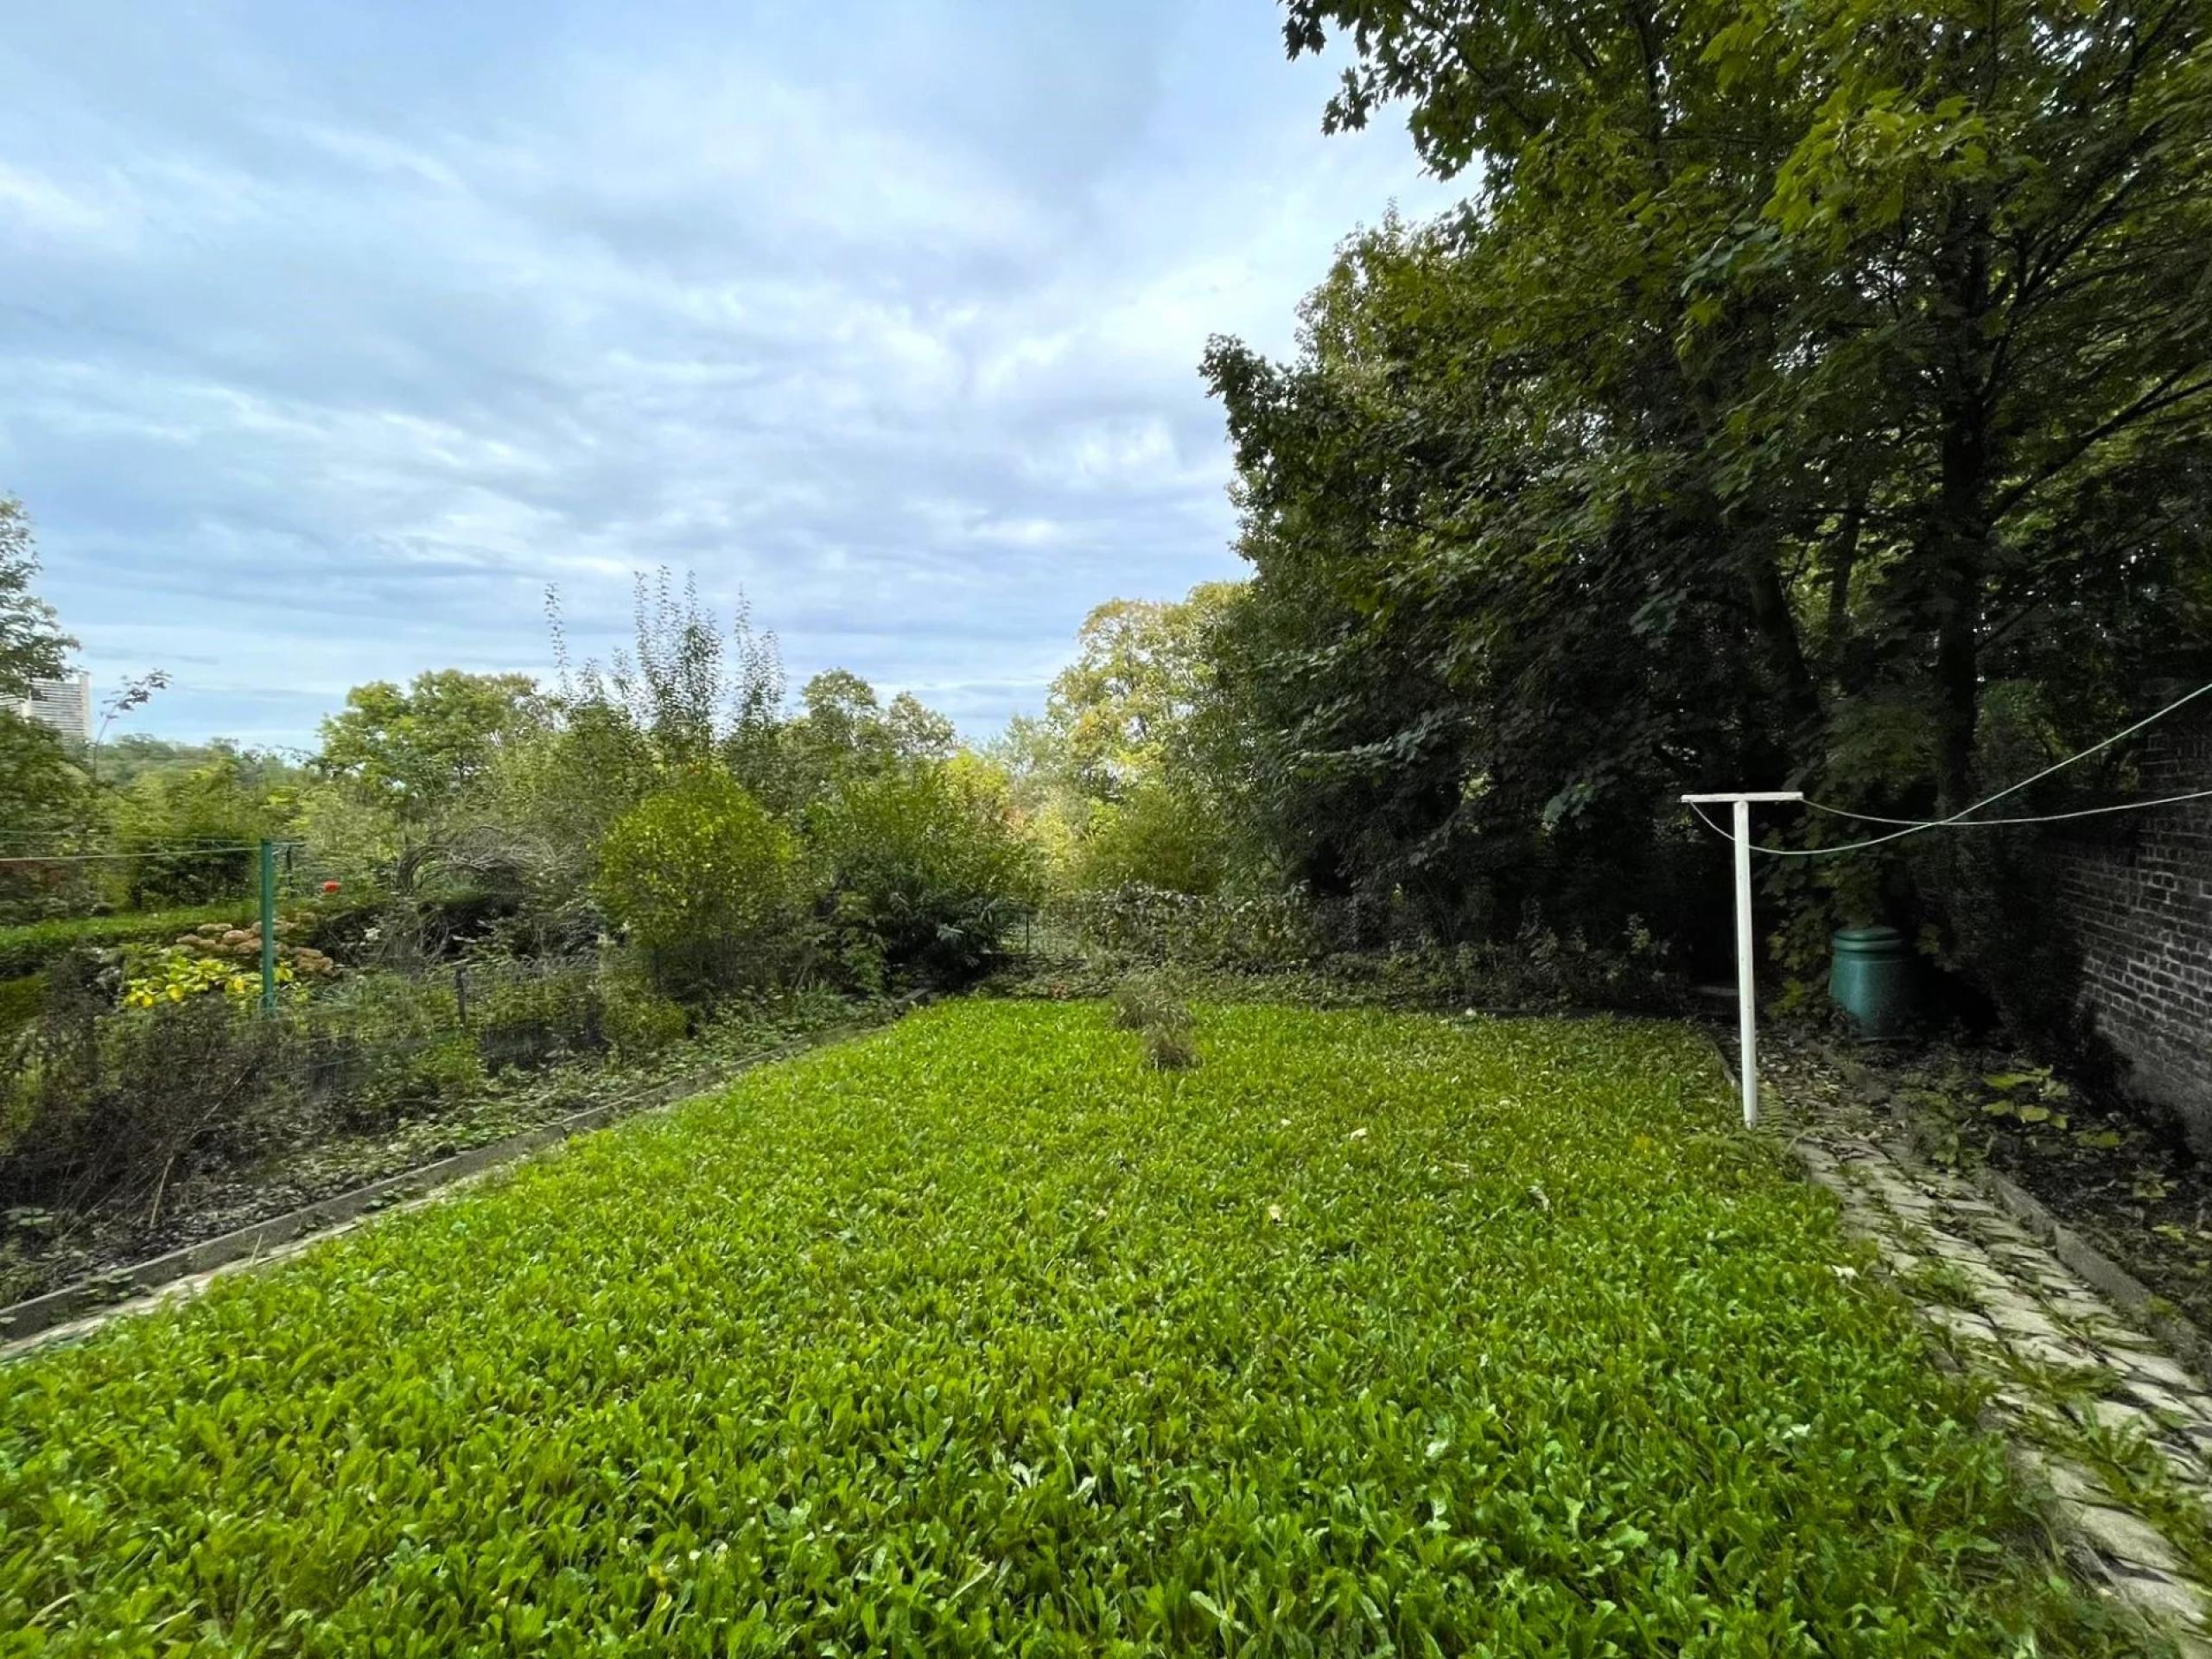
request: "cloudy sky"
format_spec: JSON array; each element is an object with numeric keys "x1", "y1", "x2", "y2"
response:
[{"x1": 0, "y1": 0, "x2": 1456, "y2": 748}]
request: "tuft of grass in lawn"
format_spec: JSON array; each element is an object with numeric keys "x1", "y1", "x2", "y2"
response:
[{"x1": 0, "y1": 1002, "x2": 2137, "y2": 1654}]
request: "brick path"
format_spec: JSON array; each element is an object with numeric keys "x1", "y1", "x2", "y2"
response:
[{"x1": 1770, "y1": 1048, "x2": 2212, "y2": 1653}]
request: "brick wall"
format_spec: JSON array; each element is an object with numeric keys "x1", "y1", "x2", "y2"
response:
[{"x1": 2051, "y1": 699, "x2": 2212, "y2": 1145}]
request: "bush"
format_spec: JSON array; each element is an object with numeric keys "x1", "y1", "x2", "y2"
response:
[
  {"x1": 596, "y1": 772, "x2": 812, "y2": 999},
  {"x1": 0, "y1": 995, "x2": 304, "y2": 1216},
  {"x1": 603, "y1": 975, "x2": 689, "y2": 1060},
  {"x1": 0, "y1": 974, "x2": 40, "y2": 1034},
  {"x1": 1109, "y1": 969, "x2": 1179, "y2": 1032},
  {"x1": 1054, "y1": 884, "x2": 1321, "y2": 969},
  {"x1": 474, "y1": 963, "x2": 607, "y2": 1071},
  {"x1": 810, "y1": 759, "x2": 1043, "y2": 988},
  {"x1": 0, "y1": 905, "x2": 240, "y2": 981},
  {"x1": 353, "y1": 1033, "x2": 486, "y2": 1125},
  {"x1": 1073, "y1": 779, "x2": 1230, "y2": 896}
]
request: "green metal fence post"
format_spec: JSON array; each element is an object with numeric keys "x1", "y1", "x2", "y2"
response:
[{"x1": 258, "y1": 839, "x2": 277, "y2": 1012}]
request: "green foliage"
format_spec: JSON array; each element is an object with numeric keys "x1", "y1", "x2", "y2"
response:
[
  {"x1": 0, "y1": 495, "x2": 70, "y2": 703},
  {"x1": 0, "y1": 903, "x2": 238, "y2": 980},
  {"x1": 1203, "y1": 0, "x2": 2212, "y2": 1018},
  {"x1": 0, "y1": 715, "x2": 92, "y2": 895},
  {"x1": 810, "y1": 758, "x2": 1042, "y2": 986},
  {"x1": 316, "y1": 670, "x2": 546, "y2": 828},
  {"x1": 552, "y1": 569, "x2": 785, "y2": 782},
  {"x1": 112, "y1": 750, "x2": 296, "y2": 906},
  {"x1": 474, "y1": 965, "x2": 608, "y2": 1071},
  {"x1": 596, "y1": 772, "x2": 811, "y2": 997},
  {"x1": 357, "y1": 1033, "x2": 486, "y2": 1124},
  {"x1": 601, "y1": 974, "x2": 690, "y2": 1060},
  {"x1": 1107, "y1": 968, "x2": 1183, "y2": 1033},
  {"x1": 0, "y1": 973, "x2": 41, "y2": 1034},
  {"x1": 118, "y1": 944, "x2": 287, "y2": 1008},
  {"x1": 774, "y1": 670, "x2": 957, "y2": 813},
  {"x1": 1053, "y1": 884, "x2": 1322, "y2": 970},
  {"x1": 0, "y1": 994, "x2": 302, "y2": 1215},
  {"x1": 1071, "y1": 777, "x2": 1229, "y2": 896},
  {"x1": 1109, "y1": 969, "x2": 1200, "y2": 1070},
  {"x1": 1004, "y1": 583, "x2": 1255, "y2": 900},
  {"x1": 1043, "y1": 585, "x2": 1238, "y2": 798},
  {"x1": 0, "y1": 499, "x2": 97, "y2": 880},
  {"x1": 1025, "y1": 912, "x2": 1688, "y2": 1016},
  {"x1": 0, "y1": 1003, "x2": 2128, "y2": 1651}
]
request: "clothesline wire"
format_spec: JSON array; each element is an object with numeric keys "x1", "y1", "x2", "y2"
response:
[
  {"x1": 0, "y1": 843, "x2": 265, "y2": 867},
  {"x1": 1684, "y1": 676, "x2": 2212, "y2": 858}
]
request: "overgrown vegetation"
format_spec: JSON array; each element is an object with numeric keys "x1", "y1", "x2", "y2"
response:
[
  {"x1": 937, "y1": 0, "x2": 2212, "y2": 1051},
  {"x1": 0, "y1": 1003, "x2": 2137, "y2": 1652},
  {"x1": 0, "y1": 903, "x2": 239, "y2": 980},
  {"x1": 0, "y1": 539, "x2": 1043, "y2": 1301}
]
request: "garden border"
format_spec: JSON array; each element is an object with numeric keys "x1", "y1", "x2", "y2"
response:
[
  {"x1": 0, "y1": 993, "x2": 929, "y2": 1357},
  {"x1": 1715, "y1": 1022, "x2": 2212, "y2": 1383},
  {"x1": 1815, "y1": 1043, "x2": 2212, "y2": 1383}
]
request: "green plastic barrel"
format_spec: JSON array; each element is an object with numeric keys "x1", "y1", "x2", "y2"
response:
[{"x1": 1828, "y1": 925, "x2": 1917, "y2": 1038}]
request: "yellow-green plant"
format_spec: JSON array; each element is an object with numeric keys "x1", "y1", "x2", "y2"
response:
[
  {"x1": 120, "y1": 945, "x2": 290, "y2": 1010},
  {"x1": 595, "y1": 772, "x2": 813, "y2": 997}
]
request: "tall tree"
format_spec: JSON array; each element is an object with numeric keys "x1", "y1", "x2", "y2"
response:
[
  {"x1": 1044, "y1": 585, "x2": 1241, "y2": 800},
  {"x1": 1198, "y1": 0, "x2": 2212, "y2": 980},
  {"x1": 0, "y1": 496, "x2": 71, "y2": 703},
  {"x1": 0, "y1": 498, "x2": 92, "y2": 865},
  {"x1": 316, "y1": 671, "x2": 546, "y2": 829}
]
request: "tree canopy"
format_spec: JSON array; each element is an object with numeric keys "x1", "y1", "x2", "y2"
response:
[
  {"x1": 317, "y1": 671, "x2": 546, "y2": 828},
  {"x1": 1188, "y1": 0, "x2": 2212, "y2": 989}
]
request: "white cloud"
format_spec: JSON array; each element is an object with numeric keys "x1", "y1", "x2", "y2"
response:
[{"x1": 0, "y1": 0, "x2": 1459, "y2": 742}]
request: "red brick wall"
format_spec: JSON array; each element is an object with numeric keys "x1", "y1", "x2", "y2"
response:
[{"x1": 2052, "y1": 702, "x2": 2212, "y2": 1143}]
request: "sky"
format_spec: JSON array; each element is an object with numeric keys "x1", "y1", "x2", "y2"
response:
[{"x1": 0, "y1": 0, "x2": 1459, "y2": 749}]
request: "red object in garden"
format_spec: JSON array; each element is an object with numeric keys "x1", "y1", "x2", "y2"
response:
[{"x1": 321, "y1": 880, "x2": 341, "y2": 893}]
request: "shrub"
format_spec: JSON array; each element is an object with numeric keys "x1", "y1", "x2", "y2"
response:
[
  {"x1": 1072, "y1": 779, "x2": 1230, "y2": 896},
  {"x1": 0, "y1": 995, "x2": 303, "y2": 1216},
  {"x1": 474, "y1": 963, "x2": 606, "y2": 1071},
  {"x1": 596, "y1": 772, "x2": 812, "y2": 999},
  {"x1": 1141, "y1": 1015, "x2": 1198, "y2": 1071},
  {"x1": 1109, "y1": 969, "x2": 1180, "y2": 1032},
  {"x1": 810, "y1": 758, "x2": 1043, "y2": 987},
  {"x1": 602, "y1": 975, "x2": 689, "y2": 1060},
  {"x1": 0, "y1": 974, "x2": 40, "y2": 1035},
  {"x1": 1056, "y1": 884, "x2": 1322, "y2": 969},
  {"x1": 0, "y1": 904, "x2": 239, "y2": 981},
  {"x1": 354, "y1": 1033, "x2": 486, "y2": 1124},
  {"x1": 112, "y1": 755, "x2": 277, "y2": 907}
]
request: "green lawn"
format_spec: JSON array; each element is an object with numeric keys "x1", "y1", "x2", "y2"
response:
[{"x1": 0, "y1": 1002, "x2": 2123, "y2": 1654}]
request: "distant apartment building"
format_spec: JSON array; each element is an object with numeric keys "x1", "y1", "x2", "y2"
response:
[{"x1": 11, "y1": 671, "x2": 92, "y2": 746}]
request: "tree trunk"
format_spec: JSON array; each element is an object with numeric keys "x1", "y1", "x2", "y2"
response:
[{"x1": 1927, "y1": 228, "x2": 1997, "y2": 816}]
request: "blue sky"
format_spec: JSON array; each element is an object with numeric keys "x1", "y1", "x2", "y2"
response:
[{"x1": 0, "y1": 0, "x2": 1455, "y2": 749}]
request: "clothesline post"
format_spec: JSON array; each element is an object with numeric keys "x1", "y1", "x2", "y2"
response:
[{"x1": 1681, "y1": 791, "x2": 1803, "y2": 1128}]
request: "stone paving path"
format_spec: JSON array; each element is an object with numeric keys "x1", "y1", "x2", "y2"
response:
[{"x1": 1772, "y1": 1058, "x2": 2212, "y2": 1654}]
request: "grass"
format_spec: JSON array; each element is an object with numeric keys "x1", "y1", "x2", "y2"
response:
[
  {"x1": 0, "y1": 1002, "x2": 2133, "y2": 1654},
  {"x1": 0, "y1": 902, "x2": 244, "y2": 979}
]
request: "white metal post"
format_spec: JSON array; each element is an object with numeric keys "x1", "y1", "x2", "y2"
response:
[
  {"x1": 1732, "y1": 798, "x2": 1756, "y2": 1128},
  {"x1": 1681, "y1": 791, "x2": 1802, "y2": 1129}
]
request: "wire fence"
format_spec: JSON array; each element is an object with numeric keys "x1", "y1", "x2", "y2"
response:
[{"x1": 0, "y1": 836, "x2": 663, "y2": 1206}]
